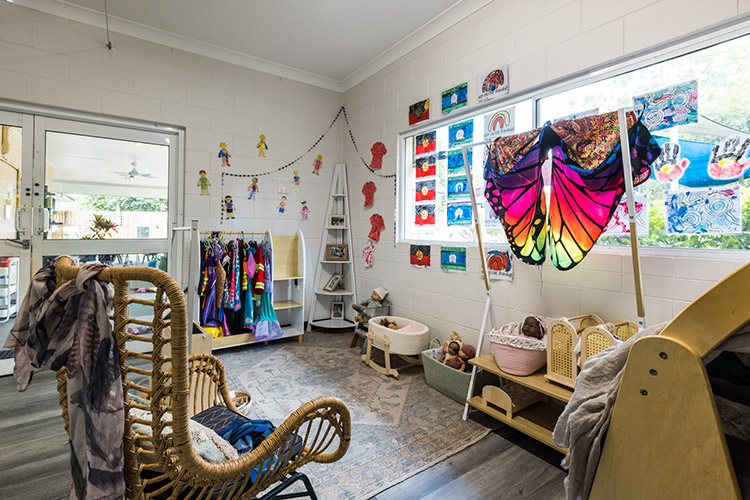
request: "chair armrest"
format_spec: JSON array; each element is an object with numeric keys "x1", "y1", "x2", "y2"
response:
[{"x1": 187, "y1": 353, "x2": 241, "y2": 415}]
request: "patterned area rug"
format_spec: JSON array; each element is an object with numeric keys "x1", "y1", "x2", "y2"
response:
[{"x1": 217, "y1": 332, "x2": 492, "y2": 500}]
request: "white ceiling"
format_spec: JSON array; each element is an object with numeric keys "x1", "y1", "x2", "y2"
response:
[{"x1": 13, "y1": 0, "x2": 492, "y2": 91}]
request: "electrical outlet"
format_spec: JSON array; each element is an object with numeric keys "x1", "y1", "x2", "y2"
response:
[{"x1": 277, "y1": 186, "x2": 289, "y2": 194}]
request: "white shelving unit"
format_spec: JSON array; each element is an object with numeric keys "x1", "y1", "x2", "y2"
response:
[
  {"x1": 0, "y1": 257, "x2": 19, "y2": 323},
  {"x1": 307, "y1": 163, "x2": 357, "y2": 330},
  {"x1": 198, "y1": 230, "x2": 307, "y2": 350}
]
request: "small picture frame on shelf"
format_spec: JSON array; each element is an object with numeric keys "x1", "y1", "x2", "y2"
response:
[
  {"x1": 325, "y1": 244, "x2": 349, "y2": 261},
  {"x1": 331, "y1": 301, "x2": 344, "y2": 319},
  {"x1": 323, "y1": 273, "x2": 344, "y2": 292},
  {"x1": 328, "y1": 214, "x2": 347, "y2": 228}
]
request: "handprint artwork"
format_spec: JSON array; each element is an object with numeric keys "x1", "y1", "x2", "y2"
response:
[
  {"x1": 653, "y1": 142, "x2": 689, "y2": 182},
  {"x1": 707, "y1": 135, "x2": 750, "y2": 180}
]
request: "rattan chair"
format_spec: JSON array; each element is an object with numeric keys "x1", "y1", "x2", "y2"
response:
[{"x1": 53, "y1": 256, "x2": 351, "y2": 499}]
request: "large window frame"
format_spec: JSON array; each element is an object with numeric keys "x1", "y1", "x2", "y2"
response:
[{"x1": 397, "y1": 14, "x2": 750, "y2": 259}]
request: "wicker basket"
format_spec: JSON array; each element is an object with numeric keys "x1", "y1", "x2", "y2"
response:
[
  {"x1": 489, "y1": 341, "x2": 547, "y2": 376},
  {"x1": 421, "y1": 348, "x2": 499, "y2": 404}
]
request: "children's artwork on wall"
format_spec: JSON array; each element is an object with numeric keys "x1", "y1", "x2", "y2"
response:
[
  {"x1": 218, "y1": 142, "x2": 231, "y2": 167},
  {"x1": 409, "y1": 98, "x2": 430, "y2": 126},
  {"x1": 362, "y1": 181, "x2": 376, "y2": 207},
  {"x1": 447, "y1": 201, "x2": 472, "y2": 225},
  {"x1": 257, "y1": 134, "x2": 269, "y2": 157},
  {"x1": 362, "y1": 241, "x2": 375, "y2": 269},
  {"x1": 293, "y1": 170, "x2": 301, "y2": 191},
  {"x1": 707, "y1": 135, "x2": 750, "y2": 180},
  {"x1": 483, "y1": 107, "x2": 515, "y2": 140},
  {"x1": 370, "y1": 142, "x2": 387, "y2": 169},
  {"x1": 477, "y1": 65, "x2": 509, "y2": 103},
  {"x1": 633, "y1": 79, "x2": 698, "y2": 131},
  {"x1": 312, "y1": 154, "x2": 323, "y2": 175},
  {"x1": 442, "y1": 83, "x2": 468, "y2": 115},
  {"x1": 447, "y1": 176, "x2": 469, "y2": 199},
  {"x1": 484, "y1": 201, "x2": 501, "y2": 227},
  {"x1": 448, "y1": 120, "x2": 474, "y2": 147},
  {"x1": 552, "y1": 108, "x2": 599, "y2": 123},
  {"x1": 652, "y1": 142, "x2": 689, "y2": 183},
  {"x1": 369, "y1": 213, "x2": 385, "y2": 242},
  {"x1": 603, "y1": 193, "x2": 649, "y2": 237},
  {"x1": 301, "y1": 200, "x2": 309, "y2": 221},
  {"x1": 415, "y1": 179, "x2": 436, "y2": 202},
  {"x1": 441, "y1": 247, "x2": 467, "y2": 272},
  {"x1": 247, "y1": 177, "x2": 259, "y2": 200},
  {"x1": 197, "y1": 170, "x2": 211, "y2": 195},
  {"x1": 485, "y1": 248, "x2": 513, "y2": 281},
  {"x1": 415, "y1": 131, "x2": 436, "y2": 157},
  {"x1": 277, "y1": 196, "x2": 287, "y2": 217},
  {"x1": 415, "y1": 156, "x2": 436, "y2": 178},
  {"x1": 665, "y1": 186, "x2": 741, "y2": 235},
  {"x1": 224, "y1": 196, "x2": 235, "y2": 219},
  {"x1": 447, "y1": 150, "x2": 472, "y2": 174},
  {"x1": 414, "y1": 203, "x2": 435, "y2": 225},
  {"x1": 410, "y1": 244, "x2": 431, "y2": 268}
]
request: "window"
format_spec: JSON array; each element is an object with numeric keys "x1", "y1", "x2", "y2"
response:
[{"x1": 400, "y1": 30, "x2": 750, "y2": 251}]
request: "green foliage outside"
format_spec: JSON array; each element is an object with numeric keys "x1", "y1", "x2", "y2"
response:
[{"x1": 78, "y1": 195, "x2": 168, "y2": 212}]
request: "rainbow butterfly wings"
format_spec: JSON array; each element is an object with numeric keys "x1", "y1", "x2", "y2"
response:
[{"x1": 485, "y1": 112, "x2": 660, "y2": 270}]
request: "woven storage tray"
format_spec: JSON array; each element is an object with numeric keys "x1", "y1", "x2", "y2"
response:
[
  {"x1": 490, "y1": 342, "x2": 547, "y2": 376},
  {"x1": 421, "y1": 348, "x2": 499, "y2": 404}
]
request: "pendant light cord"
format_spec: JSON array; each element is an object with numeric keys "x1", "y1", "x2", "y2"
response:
[{"x1": 104, "y1": 0, "x2": 112, "y2": 50}]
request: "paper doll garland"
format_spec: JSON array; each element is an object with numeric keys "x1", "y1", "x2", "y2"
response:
[
  {"x1": 362, "y1": 181, "x2": 376, "y2": 207},
  {"x1": 218, "y1": 142, "x2": 231, "y2": 167},
  {"x1": 293, "y1": 170, "x2": 301, "y2": 191},
  {"x1": 224, "y1": 196, "x2": 235, "y2": 219},
  {"x1": 301, "y1": 200, "x2": 309, "y2": 221},
  {"x1": 313, "y1": 154, "x2": 323, "y2": 175},
  {"x1": 197, "y1": 170, "x2": 210, "y2": 195},
  {"x1": 247, "y1": 177, "x2": 259, "y2": 200}
]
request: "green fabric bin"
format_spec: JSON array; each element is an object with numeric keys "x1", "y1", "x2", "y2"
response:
[{"x1": 421, "y1": 348, "x2": 499, "y2": 404}]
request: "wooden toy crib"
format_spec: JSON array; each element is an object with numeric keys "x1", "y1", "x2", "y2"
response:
[
  {"x1": 580, "y1": 320, "x2": 638, "y2": 368},
  {"x1": 588, "y1": 262, "x2": 750, "y2": 499},
  {"x1": 546, "y1": 314, "x2": 603, "y2": 388}
]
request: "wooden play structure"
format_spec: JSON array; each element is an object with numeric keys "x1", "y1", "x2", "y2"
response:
[{"x1": 588, "y1": 262, "x2": 750, "y2": 499}]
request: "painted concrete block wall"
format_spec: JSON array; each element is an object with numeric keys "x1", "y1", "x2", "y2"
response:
[
  {"x1": 344, "y1": 0, "x2": 750, "y2": 350},
  {"x1": 0, "y1": 2, "x2": 345, "y2": 315}
]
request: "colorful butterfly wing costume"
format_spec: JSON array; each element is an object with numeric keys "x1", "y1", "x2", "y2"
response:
[{"x1": 484, "y1": 111, "x2": 660, "y2": 271}]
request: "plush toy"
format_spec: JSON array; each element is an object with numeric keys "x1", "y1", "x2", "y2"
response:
[{"x1": 360, "y1": 287, "x2": 388, "y2": 308}]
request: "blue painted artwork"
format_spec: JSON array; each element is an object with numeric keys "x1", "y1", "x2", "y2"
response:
[
  {"x1": 440, "y1": 246, "x2": 467, "y2": 272},
  {"x1": 447, "y1": 176, "x2": 469, "y2": 199},
  {"x1": 447, "y1": 202, "x2": 473, "y2": 225},
  {"x1": 447, "y1": 150, "x2": 472, "y2": 174},
  {"x1": 652, "y1": 136, "x2": 750, "y2": 187},
  {"x1": 442, "y1": 83, "x2": 468, "y2": 115},
  {"x1": 664, "y1": 186, "x2": 741, "y2": 235},
  {"x1": 448, "y1": 120, "x2": 474, "y2": 147}
]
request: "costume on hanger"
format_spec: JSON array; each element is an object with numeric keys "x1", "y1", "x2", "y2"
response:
[
  {"x1": 254, "y1": 242, "x2": 283, "y2": 341},
  {"x1": 484, "y1": 111, "x2": 661, "y2": 271}
]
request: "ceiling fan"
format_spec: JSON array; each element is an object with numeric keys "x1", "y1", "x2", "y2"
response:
[{"x1": 113, "y1": 161, "x2": 155, "y2": 182}]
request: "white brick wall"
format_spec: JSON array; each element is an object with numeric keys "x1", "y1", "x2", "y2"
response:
[
  {"x1": 0, "y1": 1, "x2": 344, "y2": 314},
  {"x1": 343, "y1": 0, "x2": 750, "y2": 348}
]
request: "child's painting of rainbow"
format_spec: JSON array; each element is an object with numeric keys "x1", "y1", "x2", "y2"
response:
[
  {"x1": 484, "y1": 107, "x2": 515, "y2": 140},
  {"x1": 441, "y1": 247, "x2": 467, "y2": 272},
  {"x1": 477, "y1": 65, "x2": 509, "y2": 102},
  {"x1": 485, "y1": 249, "x2": 513, "y2": 281},
  {"x1": 447, "y1": 202, "x2": 472, "y2": 225},
  {"x1": 664, "y1": 186, "x2": 741, "y2": 235}
]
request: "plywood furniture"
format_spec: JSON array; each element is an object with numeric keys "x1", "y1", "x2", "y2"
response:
[
  {"x1": 545, "y1": 313, "x2": 603, "y2": 388},
  {"x1": 53, "y1": 256, "x2": 350, "y2": 499},
  {"x1": 588, "y1": 262, "x2": 750, "y2": 499},
  {"x1": 467, "y1": 354, "x2": 572, "y2": 453}
]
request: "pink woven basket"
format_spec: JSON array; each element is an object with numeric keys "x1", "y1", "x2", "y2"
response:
[{"x1": 490, "y1": 342, "x2": 547, "y2": 376}]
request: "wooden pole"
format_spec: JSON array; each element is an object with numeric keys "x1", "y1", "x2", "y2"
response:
[{"x1": 617, "y1": 108, "x2": 646, "y2": 330}]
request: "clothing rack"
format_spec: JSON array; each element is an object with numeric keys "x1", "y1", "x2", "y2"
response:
[{"x1": 461, "y1": 108, "x2": 647, "y2": 421}]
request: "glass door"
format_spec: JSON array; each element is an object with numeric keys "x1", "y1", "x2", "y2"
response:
[
  {"x1": 0, "y1": 110, "x2": 33, "y2": 361},
  {"x1": 30, "y1": 117, "x2": 179, "y2": 272}
]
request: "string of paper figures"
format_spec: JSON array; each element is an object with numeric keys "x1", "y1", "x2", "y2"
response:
[
  {"x1": 221, "y1": 106, "x2": 397, "y2": 225},
  {"x1": 220, "y1": 106, "x2": 396, "y2": 221}
]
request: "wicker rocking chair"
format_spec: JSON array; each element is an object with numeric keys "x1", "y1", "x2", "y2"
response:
[{"x1": 53, "y1": 256, "x2": 351, "y2": 499}]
